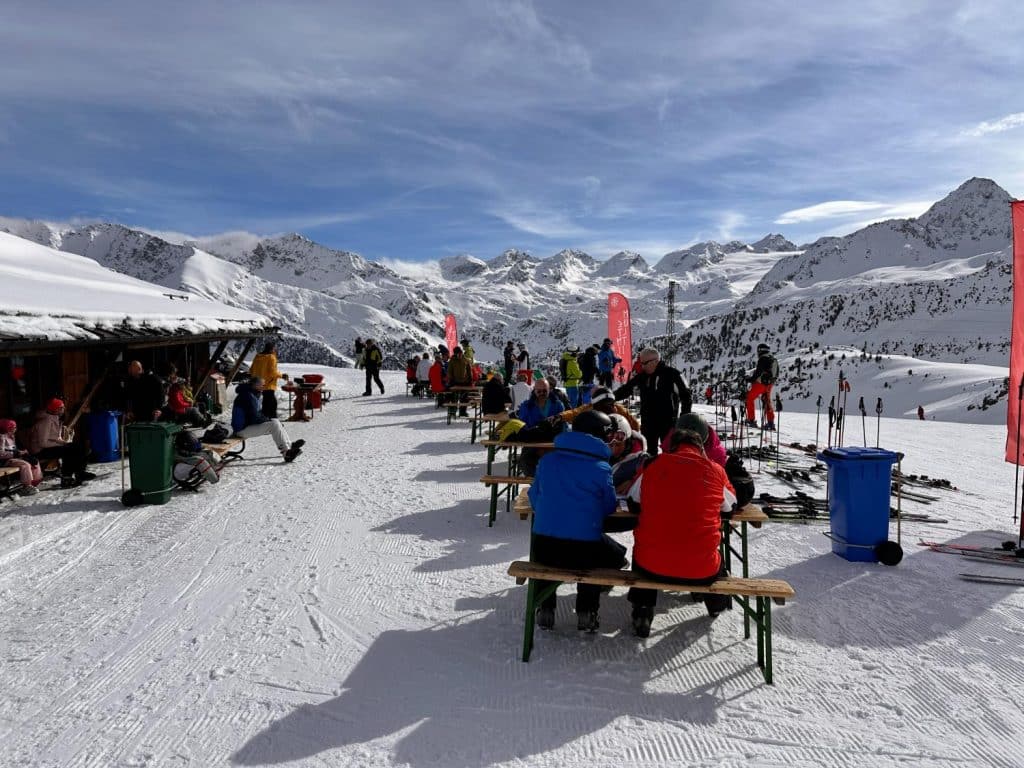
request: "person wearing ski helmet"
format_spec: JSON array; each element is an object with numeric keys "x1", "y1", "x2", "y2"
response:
[
  {"x1": 745, "y1": 343, "x2": 779, "y2": 430},
  {"x1": 528, "y1": 408, "x2": 626, "y2": 633},
  {"x1": 597, "y1": 338, "x2": 622, "y2": 388},
  {"x1": 625, "y1": 428, "x2": 739, "y2": 637},
  {"x1": 503, "y1": 341, "x2": 516, "y2": 383}
]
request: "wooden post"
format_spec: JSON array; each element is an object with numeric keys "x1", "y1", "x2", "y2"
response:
[
  {"x1": 225, "y1": 339, "x2": 257, "y2": 386},
  {"x1": 66, "y1": 359, "x2": 118, "y2": 430},
  {"x1": 193, "y1": 339, "x2": 229, "y2": 394}
]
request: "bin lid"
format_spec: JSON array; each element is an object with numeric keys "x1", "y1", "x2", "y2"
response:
[
  {"x1": 126, "y1": 422, "x2": 183, "y2": 435},
  {"x1": 816, "y1": 446, "x2": 901, "y2": 463}
]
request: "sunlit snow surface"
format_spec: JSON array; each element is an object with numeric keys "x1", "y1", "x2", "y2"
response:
[{"x1": 2, "y1": 367, "x2": 1021, "y2": 767}]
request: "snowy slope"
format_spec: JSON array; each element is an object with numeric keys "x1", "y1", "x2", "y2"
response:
[{"x1": 1, "y1": 368, "x2": 1022, "y2": 767}]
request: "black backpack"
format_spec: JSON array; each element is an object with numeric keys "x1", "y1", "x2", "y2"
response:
[
  {"x1": 201, "y1": 423, "x2": 230, "y2": 444},
  {"x1": 760, "y1": 356, "x2": 779, "y2": 385},
  {"x1": 558, "y1": 356, "x2": 568, "y2": 381}
]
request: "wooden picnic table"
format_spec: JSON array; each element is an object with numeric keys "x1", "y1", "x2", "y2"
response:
[
  {"x1": 282, "y1": 381, "x2": 323, "y2": 422},
  {"x1": 469, "y1": 413, "x2": 509, "y2": 443}
]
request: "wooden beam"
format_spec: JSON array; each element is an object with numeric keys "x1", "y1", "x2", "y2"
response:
[
  {"x1": 66, "y1": 359, "x2": 118, "y2": 430},
  {"x1": 193, "y1": 339, "x2": 229, "y2": 394},
  {"x1": 225, "y1": 339, "x2": 257, "y2": 386}
]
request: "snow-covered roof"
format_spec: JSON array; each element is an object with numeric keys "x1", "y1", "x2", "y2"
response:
[{"x1": 0, "y1": 231, "x2": 274, "y2": 348}]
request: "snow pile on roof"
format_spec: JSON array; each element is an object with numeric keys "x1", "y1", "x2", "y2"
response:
[{"x1": 0, "y1": 231, "x2": 272, "y2": 342}]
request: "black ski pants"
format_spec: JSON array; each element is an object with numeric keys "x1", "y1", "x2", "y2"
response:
[
  {"x1": 627, "y1": 561, "x2": 730, "y2": 615},
  {"x1": 364, "y1": 366, "x2": 384, "y2": 395},
  {"x1": 530, "y1": 533, "x2": 627, "y2": 613}
]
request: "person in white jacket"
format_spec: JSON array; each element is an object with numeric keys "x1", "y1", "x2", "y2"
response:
[{"x1": 414, "y1": 353, "x2": 432, "y2": 397}]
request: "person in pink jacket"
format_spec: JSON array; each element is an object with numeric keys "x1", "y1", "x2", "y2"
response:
[
  {"x1": 659, "y1": 412, "x2": 726, "y2": 467},
  {"x1": 1, "y1": 418, "x2": 42, "y2": 494},
  {"x1": 26, "y1": 399, "x2": 94, "y2": 488}
]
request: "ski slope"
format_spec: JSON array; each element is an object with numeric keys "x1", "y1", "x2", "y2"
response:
[{"x1": 2, "y1": 368, "x2": 1022, "y2": 767}]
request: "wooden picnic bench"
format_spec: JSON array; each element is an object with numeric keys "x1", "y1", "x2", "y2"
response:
[
  {"x1": 0, "y1": 465, "x2": 22, "y2": 501},
  {"x1": 203, "y1": 436, "x2": 246, "y2": 464},
  {"x1": 480, "y1": 474, "x2": 532, "y2": 526},
  {"x1": 507, "y1": 560, "x2": 794, "y2": 684},
  {"x1": 468, "y1": 412, "x2": 508, "y2": 442},
  {"x1": 479, "y1": 438, "x2": 554, "y2": 475}
]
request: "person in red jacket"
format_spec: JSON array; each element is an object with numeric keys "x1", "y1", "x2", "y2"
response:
[
  {"x1": 428, "y1": 354, "x2": 446, "y2": 406},
  {"x1": 625, "y1": 428, "x2": 737, "y2": 637}
]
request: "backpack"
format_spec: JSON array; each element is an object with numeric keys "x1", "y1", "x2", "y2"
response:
[
  {"x1": 760, "y1": 356, "x2": 779, "y2": 385},
  {"x1": 175, "y1": 430, "x2": 203, "y2": 455},
  {"x1": 201, "y1": 423, "x2": 230, "y2": 444},
  {"x1": 559, "y1": 356, "x2": 568, "y2": 381}
]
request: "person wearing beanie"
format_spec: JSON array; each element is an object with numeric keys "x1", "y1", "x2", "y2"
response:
[
  {"x1": 660, "y1": 412, "x2": 727, "y2": 467},
  {"x1": 0, "y1": 418, "x2": 42, "y2": 494},
  {"x1": 625, "y1": 429, "x2": 737, "y2": 637},
  {"x1": 26, "y1": 399, "x2": 94, "y2": 488},
  {"x1": 577, "y1": 345, "x2": 599, "y2": 403}
]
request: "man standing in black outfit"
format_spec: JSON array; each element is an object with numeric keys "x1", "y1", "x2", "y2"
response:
[
  {"x1": 613, "y1": 347, "x2": 691, "y2": 457},
  {"x1": 362, "y1": 339, "x2": 385, "y2": 396},
  {"x1": 125, "y1": 360, "x2": 166, "y2": 421},
  {"x1": 503, "y1": 341, "x2": 516, "y2": 383}
]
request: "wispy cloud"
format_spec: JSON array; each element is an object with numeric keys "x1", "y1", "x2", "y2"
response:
[
  {"x1": 487, "y1": 202, "x2": 590, "y2": 239},
  {"x1": 776, "y1": 200, "x2": 931, "y2": 226},
  {"x1": 960, "y1": 112, "x2": 1024, "y2": 138}
]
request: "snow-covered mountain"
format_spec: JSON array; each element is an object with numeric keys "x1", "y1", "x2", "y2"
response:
[{"x1": 1, "y1": 176, "x2": 1017, "y2": 420}]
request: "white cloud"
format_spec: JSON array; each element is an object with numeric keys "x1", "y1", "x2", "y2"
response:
[
  {"x1": 960, "y1": 112, "x2": 1024, "y2": 138},
  {"x1": 376, "y1": 257, "x2": 442, "y2": 282},
  {"x1": 487, "y1": 202, "x2": 589, "y2": 239},
  {"x1": 715, "y1": 210, "x2": 746, "y2": 241},
  {"x1": 776, "y1": 200, "x2": 931, "y2": 226}
]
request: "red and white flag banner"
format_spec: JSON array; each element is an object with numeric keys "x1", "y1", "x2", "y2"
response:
[
  {"x1": 444, "y1": 314, "x2": 458, "y2": 355},
  {"x1": 607, "y1": 292, "x2": 633, "y2": 384},
  {"x1": 1005, "y1": 201, "x2": 1024, "y2": 463}
]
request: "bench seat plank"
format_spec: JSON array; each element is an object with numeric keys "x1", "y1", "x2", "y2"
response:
[{"x1": 507, "y1": 561, "x2": 794, "y2": 599}]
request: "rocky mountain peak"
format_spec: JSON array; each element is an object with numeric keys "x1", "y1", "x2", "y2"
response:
[{"x1": 751, "y1": 233, "x2": 798, "y2": 252}]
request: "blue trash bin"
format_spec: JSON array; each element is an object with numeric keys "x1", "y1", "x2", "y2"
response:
[
  {"x1": 817, "y1": 447, "x2": 900, "y2": 562},
  {"x1": 88, "y1": 410, "x2": 122, "y2": 463}
]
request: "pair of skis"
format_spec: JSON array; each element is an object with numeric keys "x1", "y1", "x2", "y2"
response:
[{"x1": 919, "y1": 540, "x2": 1024, "y2": 586}]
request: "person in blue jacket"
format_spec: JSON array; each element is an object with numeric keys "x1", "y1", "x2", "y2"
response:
[
  {"x1": 232, "y1": 377, "x2": 304, "y2": 462},
  {"x1": 597, "y1": 338, "x2": 622, "y2": 388},
  {"x1": 528, "y1": 410, "x2": 627, "y2": 633},
  {"x1": 516, "y1": 378, "x2": 565, "y2": 428}
]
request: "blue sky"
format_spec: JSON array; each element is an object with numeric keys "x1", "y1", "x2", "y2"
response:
[{"x1": 1, "y1": 0, "x2": 1022, "y2": 265}]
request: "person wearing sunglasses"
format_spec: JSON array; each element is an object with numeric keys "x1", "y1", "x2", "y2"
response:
[{"x1": 613, "y1": 348, "x2": 691, "y2": 457}]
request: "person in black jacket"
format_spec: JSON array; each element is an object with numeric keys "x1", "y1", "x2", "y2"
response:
[
  {"x1": 125, "y1": 360, "x2": 167, "y2": 422},
  {"x1": 503, "y1": 341, "x2": 516, "y2": 383},
  {"x1": 481, "y1": 373, "x2": 512, "y2": 415},
  {"x1": 578, "y1": 346, "x2": 598, "y2": 403},
  {"x1": 613, "y1": 347, "x2": 691, "y2": 457}
]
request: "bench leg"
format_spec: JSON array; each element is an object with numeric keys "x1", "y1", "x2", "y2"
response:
[
  {"x1": 741, "y1": 521, "x2": 751, "y2": 638},
  {"x1": 485, "y1": 445, "x2": 496, "y2": 476},
  {"x1": 489, "y1": 483, "x2": 499, "y2": 527},
  {"x1": 755, "y1": 596, "x2": 774, "y2": 684},
  {"x1": 522, "y1": 578, "x2": 538, "y2": 661},
  {"x1": 471, "y1": 419, "x2": 478, "y2": 443},
  {"x1": 521, "y1": 579, "x2": 560, "y2": 662}
]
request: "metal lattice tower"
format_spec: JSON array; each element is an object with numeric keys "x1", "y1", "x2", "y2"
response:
[{"x1": 665, "y1": 280, "x2": 677, "y2": 337}]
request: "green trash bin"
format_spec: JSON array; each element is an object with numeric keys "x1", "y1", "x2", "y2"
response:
[{"x1": 123, "y1": 422, "x2": 182, "y2": 506}]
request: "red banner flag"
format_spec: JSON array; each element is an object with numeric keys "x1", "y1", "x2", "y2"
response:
[
  {"x1": 607, "y1": 292, "x2": 633, "y2": 384},
  {"x1": 1006, "y1": 201, "x2": 1024, "y2": 463},
  {"x1": 444, "y1": 314, "x2": 458, "y2": 355}
]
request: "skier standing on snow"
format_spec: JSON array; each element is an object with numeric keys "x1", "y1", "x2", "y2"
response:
[
  {"x1": 354, "y1": 337, "x2": 365, "y2": 369},
  {"x1": 503, "y1": 341, "x2": 516, "y2": 383},
  {"x1": 744, "y1": 343, "x2": 779, "y2": 430},
  {"x1": 597, "y1": 338, "x2": 621, "y2": 388},
  {"x1": 578, "y1": 345, "x2": 598, "y2": 404},
  {"x1": 362, "y1": 339, "x2": 385, "y2": 396},
  {"x1": 516, "y1": 343, "x2": 532, "y2": 385}
]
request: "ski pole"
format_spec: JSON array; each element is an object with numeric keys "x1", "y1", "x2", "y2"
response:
[
  {"x1": 827, "y1": 396, "x2": 836, "y2": 448},
  {"x1": 815, "y1": 394, "x2": 822, "y2": 448},
  {"x1": 875, "y1": 397, "x2": 883, "y2": 448},
  {"x1": 730, "y1": 404, "x2": 738, "y2": 452},
  {"x1": 774, "y1": 393, "x2": 783, "y2": 470},
  {"x1": 836, "y1": 407, "x2": 844, "y2": 447},
  {"x1": 859, "y1": 396, "x2": 867, "y2": 447}
]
